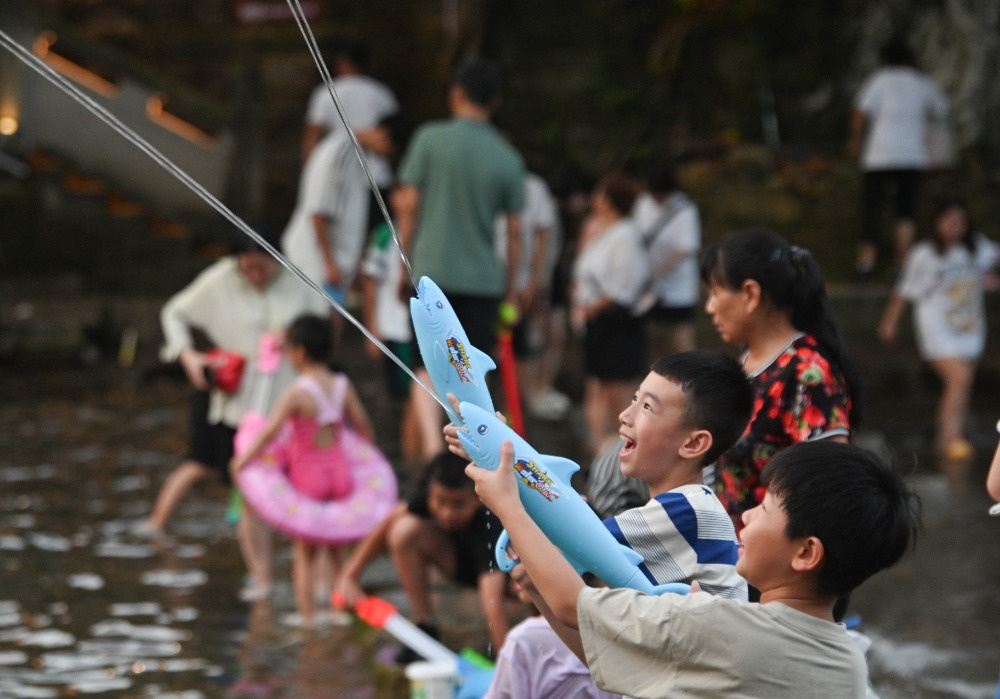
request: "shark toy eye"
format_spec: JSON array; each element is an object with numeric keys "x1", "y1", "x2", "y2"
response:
[
  {"x1": 477, "y1": 424, "x2": 489, "y2": 435},
  {"x1": 435, "y1": 301, "x2": 444, "y2": 309}
]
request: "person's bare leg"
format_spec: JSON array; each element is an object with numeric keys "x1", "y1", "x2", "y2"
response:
[
  {"x1": 583, "y1": 377, "x2": 606, "y2": 457},
  {"x1": 237, "y1": 508, "x2": 273, "y2": 596},
  {"x1": 400, "y1": 400, "x2": 423, "y2": 466},
  {"x1": 538, "y1": 306, "x2": 567, "y2": 394},
  {"x1": 293, "y1": 539, "x2": 316, "y2": 627},
  {"x1": 145, "y1": 459, "x2": 210, "y2": 530},
  {"x1": 412, "y1": 368, "x2": 445, "y2": 461},
  {"x1": 930, "y1": 357, "x2": 975, "y2": 453},
  {"x1": 386, "y1": 513, "x2": 454, "y2": 624},
  {"x1": 893, "y1": 218, "x2": 917, "y2": 265},
  {"x1": 667, "y1": 321, "x2": 697, "y2": 353}
]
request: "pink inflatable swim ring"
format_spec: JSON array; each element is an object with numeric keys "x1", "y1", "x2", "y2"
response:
[
  {"x1": 235, "y1": 415, "x2": 397, "y2": 545},
  {"x1": 233, "y1": 334, "x2": 397, "y2": 546}
]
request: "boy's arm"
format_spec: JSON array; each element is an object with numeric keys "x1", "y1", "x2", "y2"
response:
[
  {"x1": 465, "y1": 441, "x2": 585, "y2": 628},
  {"x1": 477, "y1": 569, "x2": 511, "y2": 650},
  {"x1": 512, "y1": 566, "x2": 588, "y2": 664},
  {"x1": 335, "y1": 502, "x2": 407, "y2": 605},
  {"x1": 987, "y1": 433, "x2": 1000, "y2": 502}
]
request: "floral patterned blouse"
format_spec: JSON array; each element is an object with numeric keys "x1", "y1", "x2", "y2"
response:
[{"x1": 715, "y1": 333, "x2": 853, "y2": 525}]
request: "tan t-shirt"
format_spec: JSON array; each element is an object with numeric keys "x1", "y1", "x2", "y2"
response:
[{"x1": 578, "y1": 587, "x2": 867, "y2": 699}]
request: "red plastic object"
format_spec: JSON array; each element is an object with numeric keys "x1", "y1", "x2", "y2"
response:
[
  {"x1": 205, "y1": 349, "x2": 245, "y2": 393},
  {"x1": 498, "y1": 328, "x2": 525, "y2": 436}
]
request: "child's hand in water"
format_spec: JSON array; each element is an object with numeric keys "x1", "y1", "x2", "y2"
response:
[{"x1": 465, "y1": 440, "x2": 521, "y2": 518}]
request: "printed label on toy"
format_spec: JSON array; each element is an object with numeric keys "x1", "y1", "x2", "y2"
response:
[
  {"x1": 445, "y1": 334, "x2": 478, "y2": 385},
  {"x1": 514, "y1": 458, "x2": 560, "y2": 502}
]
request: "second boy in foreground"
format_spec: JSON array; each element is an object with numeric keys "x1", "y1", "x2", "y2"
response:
[{"x1": 467, "y1": 440, "x2": 920, "y2": 698}]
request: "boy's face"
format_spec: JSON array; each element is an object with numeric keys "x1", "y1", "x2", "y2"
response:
[
  {"x1": 736, "y1": 491, "x2": 800, "y2": 589},
  {"x1": 426, "y1": 481, "x2": 481, "y2": 532},
  {"x1": 617, "y1": 373, "x2": 693, "y2": 490}
]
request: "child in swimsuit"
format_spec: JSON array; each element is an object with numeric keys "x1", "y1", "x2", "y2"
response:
[{"x1": 232, "y1": 313, "x2": 375, "y2": 627}]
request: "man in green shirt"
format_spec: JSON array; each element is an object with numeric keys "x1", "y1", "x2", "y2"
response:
[{"x1": 394, "y1": 56, "x2": 525, "y2": 460}]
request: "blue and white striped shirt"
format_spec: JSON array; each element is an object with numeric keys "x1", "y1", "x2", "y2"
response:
[{"x1": 603, "y1": 484, "x2": 748, "y2": 600}]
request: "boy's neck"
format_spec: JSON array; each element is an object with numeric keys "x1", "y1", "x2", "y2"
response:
[
  {"x1": 647, "y1": 465, "x2": 703, "y2": 497},
  {"x1": 759, "y1": 584, "x2": 838, "y2": 622}
]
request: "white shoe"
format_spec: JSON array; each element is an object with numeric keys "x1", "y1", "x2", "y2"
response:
[
  {"x1": 131, "y1": 520, "x2": 163, "y2": 539},
  {"x1": 238, "y1": 583, "x2": 272, "y2": 602},
  {"x1": 282, "y1": 612, "x2": 315, "y2": 629}
]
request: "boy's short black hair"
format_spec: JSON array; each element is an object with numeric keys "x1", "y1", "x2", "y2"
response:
[
  {"x1": 650, "y1": 351, "x2": 754, "y2": 465},
  {"x1": 425, "y1": 450, "x2": 476, "y2": 491},
  {"x1": 452, "y1": 57, "x2": 503, "y2": 110},
  {"x1": 763, "y1": 441, "x2": 921, "y2": 597},
  {"x1": 286, "y1": 313, "x2": 335, "y2": 363}
]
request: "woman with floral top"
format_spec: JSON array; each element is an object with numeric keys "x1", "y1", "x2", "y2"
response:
[{"x1": 700, "y1": 228, "x2": 861, "y2": 531}]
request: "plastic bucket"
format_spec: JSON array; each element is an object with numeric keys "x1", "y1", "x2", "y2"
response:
[{"x1": 404, "y1": 659, "x2": 458, "y2": 699}]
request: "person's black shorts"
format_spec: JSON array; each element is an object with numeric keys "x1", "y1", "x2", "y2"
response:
[
  {"x1": 410, "y1": 293, "x2": 500, "y2": 369},
  {"x1": 584, "y1": 305, "x2": 647, "y2": 381},
  {"x1": 187, "y1": 390, "x2": 237, "y2": 486},
  {"x1": 645, "y1": 304, "x2": 696, "y2": 324},
  {"x1": 861, "y1": 168, "x2": 921, "y2": 244}
]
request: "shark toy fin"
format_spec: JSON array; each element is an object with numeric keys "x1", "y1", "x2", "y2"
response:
[
  {"x1": 470, "y1": 346, "x2": 497, "y2": 373},
  {"x1": 539, "y1": 455, "x2": 581, "y2": 482},
  {"x1": 620, "y1": 543, "x2": 645, "y2": 566}
]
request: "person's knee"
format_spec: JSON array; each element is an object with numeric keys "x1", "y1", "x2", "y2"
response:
[{"x1": 386, "y1": 512, "x2": 432, "y2": 554}]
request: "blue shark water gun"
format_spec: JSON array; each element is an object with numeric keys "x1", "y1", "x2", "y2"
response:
[
  {"x1": 409, "y1": 277, "x2": 497, "y2": 426},
  {"x1": 457, "y1": 402, "x2": 690, "y2": 596}
]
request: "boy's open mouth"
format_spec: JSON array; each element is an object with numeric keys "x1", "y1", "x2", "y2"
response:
[{"x1": 619, "y1": 438, "x2": 636, "y2": 458}]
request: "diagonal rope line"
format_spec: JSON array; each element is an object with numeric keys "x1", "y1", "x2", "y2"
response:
[{"x1": 0, "y1": 28, "x2": 453, "y2": 417}]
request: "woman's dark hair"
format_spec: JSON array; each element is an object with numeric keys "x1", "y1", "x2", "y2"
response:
[
  {"x1": 700, "y1": 227, "x2": 861, "y2": 427},
  {"x1": 930, "y1": 198, "x2": 976, "y2": 255},
  {"x1": 596, "y1": 172, "x2": 642, "y2": 217},
  {"x1": 285, "y1": 314, "x2": 335, "y2": 363}
]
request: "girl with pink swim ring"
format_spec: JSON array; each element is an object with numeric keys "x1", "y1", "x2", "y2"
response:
[{"x1": 232, "y1": 313, "x2": 376, "y2": 628}]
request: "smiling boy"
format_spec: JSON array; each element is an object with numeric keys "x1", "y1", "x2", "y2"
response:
[
  {"x1": 602, "y1": 352, "x2": 753, "y2": 598},
  {"x1": 467, "y1": 440, "x2": 921, "y2": 698}
]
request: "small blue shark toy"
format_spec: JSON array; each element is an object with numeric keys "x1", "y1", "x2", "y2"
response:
[
  {"x1": 409, "y1": 277, "x2": 497, "y2": 426},
  {"x1": 457, "y1": 402, "x2": 690, "y2": 596}
]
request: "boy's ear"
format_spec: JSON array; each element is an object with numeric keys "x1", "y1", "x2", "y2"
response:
[
  {"x1": 790, "y1": 536, "x2": 825, "y2": 574},
  {"x1": 680, "y1": 429, "x2": 713, "y2": 460}
]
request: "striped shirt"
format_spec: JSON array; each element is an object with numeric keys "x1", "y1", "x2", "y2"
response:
[{"x1": 603, "y1": 484, "x2": 748, "y2": 600}]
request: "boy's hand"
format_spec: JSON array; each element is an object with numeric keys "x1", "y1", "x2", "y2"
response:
[
  {"x1": 465, "y1": 440, "x2": 522, "y2": 519},
  {"x1": 443, "y1": 393, "x2": 508, "y2": 460}
]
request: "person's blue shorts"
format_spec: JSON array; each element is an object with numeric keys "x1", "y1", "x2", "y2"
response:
[{"x1": 322, "y1": 282, "x2": 348, "y2": 308}]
